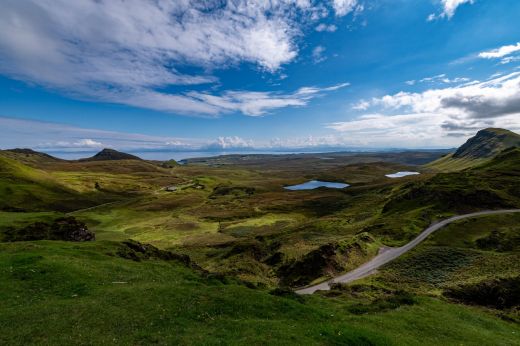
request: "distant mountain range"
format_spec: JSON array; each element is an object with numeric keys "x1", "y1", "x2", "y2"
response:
[{"x1": 2, "y1": 128, "x2": 519, "y2": 166}]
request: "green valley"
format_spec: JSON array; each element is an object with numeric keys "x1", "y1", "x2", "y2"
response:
[{"x1": 1, "y1": 128, "x2": 520, "y2": 344}]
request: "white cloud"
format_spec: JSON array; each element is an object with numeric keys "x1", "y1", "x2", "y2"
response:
[
  {"x1": 479, "y1": 42, "x2": 520, "y2": 64},
  {"x1": 0, "y1": 0, "x2": 354, "y2": 116},
  {"x1": 353, "y1": 100, "x2": 370, "y2": 110},
  {"x1": 188, "y1": 82, "x2": 348, "y2": 116},
  {"x1": 315, "y1": 23, "x2": 337, "y2": 32},
  {"x1": 428, "y1": 0, "x2": 474, "y2": 20},
  {"x1": 326, "y1": 112, "x2": 516, "y2": 147},
  {"x1": 499, "y1": 56, "x2": 520, "y2": 65},
  {"x1": 38, "y1": 138, "x2": 103, "y2": 149},
  {"x1": 312, "y1": 45, "x2": 327, "y2": 64},
  {"x1": 73, "y1": 139, "x2": 103, "y2": 148},
  {"x1": 332, "y1": 0, "x2": 359, "y2": 17},
  {"x1": 415, "y1": 74, "x2": 470, "y2": 84},
  {"x1": 367, "y1": 72, "x2": 520, "y2": 119},
  {"x1": 205, "y1": 137, "x2": 254, "y2": 150},
  {"x1": 331, "y1": 72, "x2": 520, "y2": 146},
  {"x1": 479, "y1": 43, "x2": 520, "y2": 59}
]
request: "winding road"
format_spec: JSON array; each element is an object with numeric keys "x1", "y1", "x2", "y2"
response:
[{"x1": 296, "y1": 209, "x2": 520, "y2": 295}]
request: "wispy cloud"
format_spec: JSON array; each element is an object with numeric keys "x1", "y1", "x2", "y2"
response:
[
  {"x1": 405, "y1": 74, "x2": 470, "y2": 86},
  {"x1": 0, "y1": 116, "x2": 204, "y2": 152},
  {"x1": 479, "y1": 42, "x2": 520, "y2": 64},
  {"x1": 0, "y1": 1, "x2": 356, "y2": 117},
  {"x1": 428, "y1": 0, "x2": 474, "y2": 21},
  {"x1": 0, "y1": 115, "x2": 358, "y2": 153},
  {"x1": 187, "y1": 83, "x2": 349, "y2": 116}
]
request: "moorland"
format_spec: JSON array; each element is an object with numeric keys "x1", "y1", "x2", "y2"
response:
[{"x1": 1, "y1": 128, "x2": 520, "y2": 345}]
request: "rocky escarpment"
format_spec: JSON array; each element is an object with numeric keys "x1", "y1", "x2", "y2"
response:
[{"x1": 1, "y1": 217, "x2": 95, "y2": 242}]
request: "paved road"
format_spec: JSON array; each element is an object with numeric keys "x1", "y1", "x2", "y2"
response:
[{"x1": 296, "y1": 209, "x2": 520, "y2": 295}]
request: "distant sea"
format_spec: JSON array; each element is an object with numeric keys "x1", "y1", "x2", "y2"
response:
[
  {"x1": 46, "y1": 150, "x2": 327, "y2": 161},
  {"x1": 45, "y1": 147, "x2": 451, "y2": 161}
]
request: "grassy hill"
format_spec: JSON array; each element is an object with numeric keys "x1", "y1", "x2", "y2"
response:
[
  {"x1": 0, "y1": 148, "x2": 62, "y2": 167},
  {"x1": 0, "y1": 154, "x2": 86, "y2": 212},
  {"x1": 380, "y1": 148, "x2": 520, "y2": 242},
  {"x1": 80, "y1": 148, "x2": 142, "y2": 162},
  {"x1": 427, "y1": 128, "x2": 520, "y2": 171},
  {"x1": 1, "y1": 240, "x2": 519, "y2": 345},
  {"x1": 0, "y1": 151, "x2": 152, "y2": 212}
]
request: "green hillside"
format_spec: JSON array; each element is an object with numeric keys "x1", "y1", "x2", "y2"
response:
[
  {"x1": 386, "y1": 148, "x2": 520, "y2": 214},
  {"x1": 1, "y1": 240, "x2": 519, "y2": 345},
  {"x1": 0, "y1": 154, "x2": 81, "y2": 212},
  {"x1": 0, "y1": 153, "x2": 126, "y2": 212},
  {"x1": 454, "y1": 128, "x2": 520, "y2": 159},
  {"x1": 80, "y1": 148, "x2": 142, "y2": 162},
  {"x1": 427, "y1": 128, "x2": 520, "y2": 171}
]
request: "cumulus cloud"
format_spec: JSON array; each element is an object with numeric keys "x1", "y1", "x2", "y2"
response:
[
  {"x1": 359, "y1": 72, "x2": 520, "y2": 119},
  {"x1": 37, "y1": 139, "x2": 104, "y2": 149},
  {"x1": 315, "y1": 23, "x2": 338, "y2": 32},
  {"x1": 332, "y1": 0, "x2": 359, "y2": 17},
  {"x1": 330, "y1": 72, "x2": 520, "y2": 146},
  {"x1": 205, "y1": 136, "x2": 254, "y2": 150},
  {"x1": 312, "y1": 46, "x2": 327, "y2": 64},
  {"x1": 0, "y1": 0, "x2": 354, "y2": 116},
  {"x1": 327, "y1": 112, "x2": 519, "y2": 147},
  {"x1": 428, "y1": 0, "x2": 474, "y2": 20}
]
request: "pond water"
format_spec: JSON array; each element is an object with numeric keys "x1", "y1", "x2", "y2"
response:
[
  {"x1": 284, "y1": 180, "x2": 350, "y2": 191},
  {"x1": 385, "y1": 171, "x2": 421, "y2": 178}
]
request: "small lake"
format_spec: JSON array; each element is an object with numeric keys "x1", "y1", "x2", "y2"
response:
[
  {"x1": 285, "y1": 180, "x2": 350, "y2": 191},
  {"x1": 385, "y1": 171, "x2": 421, "y2": 178}
]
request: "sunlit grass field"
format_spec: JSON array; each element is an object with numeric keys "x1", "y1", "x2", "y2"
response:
[{"x1": 1, "y1": 240, "x2": 519, "y2": 345}]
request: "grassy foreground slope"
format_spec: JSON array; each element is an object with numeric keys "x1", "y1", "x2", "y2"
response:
[{"x1": 1, "y1": 240, "x2": 519, "y2": 345}]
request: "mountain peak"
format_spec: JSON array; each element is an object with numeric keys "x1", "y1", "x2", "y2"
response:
[
  {"x1": 82, "y1": 148, "x2": 142, "y2": 161},
  {"x1": 452, "y1": 128, "x2": 520, "y2": 159}
]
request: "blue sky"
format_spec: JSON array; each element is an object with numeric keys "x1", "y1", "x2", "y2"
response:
[{"x1": 1, "y1": 0, "x2": 520, "y2": 155}]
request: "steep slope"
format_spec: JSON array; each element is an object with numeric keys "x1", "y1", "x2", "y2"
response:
[
  {"x1": 0, "y1": 153, "x2": 116, "y2": 212},
  {"x1": 427, "y1": 128, "x2": 520, "y2": 171},
  {"x1": 0, "y1": 154, "x2": 76, "y2": 211},
  {"x1": 81, "y1": 148, "x2": 142, "y2": 161},
  {"x1": 453, "y1": 128, "x2": 520, "y2": 159}
]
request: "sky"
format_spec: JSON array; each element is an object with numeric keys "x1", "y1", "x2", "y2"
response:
[{"x1": 1, "y1": 0, "x2": 520, "y2": 156}]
